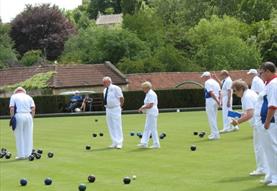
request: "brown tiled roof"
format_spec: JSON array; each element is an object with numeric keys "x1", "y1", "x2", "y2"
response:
[
  {"x1": 0, "y1": 65, "x2": 55, "y2": 87},
  {"x1": 96, "y1": 14, "x2": 123, "y2": 25},
  {"x1": 0, "y1": 62, "x2": 127, "y2": 88},
  {"x1": 126, "y1": 70, "x2": 253, "y2": 91},
  {"x1": 52, "y1": 63, "x2": 127, "y2": 88}
]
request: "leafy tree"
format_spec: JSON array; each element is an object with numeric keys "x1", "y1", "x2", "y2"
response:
[
  {"x1": 0, "y1": 23, "x2": 17, "y2": 68},
  {"x1": 118, "y1": 57, "x2": 165, "y2": 73},
  {"x1": 237, "y1": 0, "x2": 274, "y2": 24},
  {"x1": 118, "y1": 45, "x2": 200, "y2": 74},
  {"x1": 10, "y1": 4, "x2": 76, "y2": 61},
  {"x1": 121, "y1": 0, "x2": 150, "y2": 15},
  {"x1": 65, "y1": 0, "x2": 95, "y2": 29},
  {"x1": 61, "y1": 27, "x2": 150, "y2": 64},
  {"x1": 187, "y1": 15, "x2": 250, "y2": 46},
  {"x1": 193, "y1": 35, "x2": 261, "y2": 70},
  {"x1": 187, "y1": 15, "x2": 261, "y2": 70},
  {"x1": 123, "y1": 10, "x2": 165, "y2": 51},
  {"x1": 251, "y1": 11, "x2": 277, "y2": 63},
  {"x1": 88, "y1": 0, "x2": 122, "y2": 19}
]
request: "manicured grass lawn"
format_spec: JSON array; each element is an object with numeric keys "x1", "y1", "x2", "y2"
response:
[{"x1": 0, "y1": 111, "x2": 275, "y2": 191}]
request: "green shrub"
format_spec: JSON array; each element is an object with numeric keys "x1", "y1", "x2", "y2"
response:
[{"x1": 20, "y1": 50, "x2": 42, "y2": 66}]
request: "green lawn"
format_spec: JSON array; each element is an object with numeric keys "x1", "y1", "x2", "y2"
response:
[{"x1": 0, "y1": 111, "x2": 275, "y2": 191}]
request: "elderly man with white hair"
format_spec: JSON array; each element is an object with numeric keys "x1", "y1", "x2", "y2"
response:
[
  {"x1": 9, "y1": 87, "x2": 35, "y2": 160},
  {"x1": 103, "y1": 76, "x2": 124, "y2": 149},
  {"x1": 201, "y1": 71, "x2": 221, "y2": 140},
  {"x1": 137, "y1": 81, "x2": 160, "y2": 149},
  {"x1": 247, "y1": 69, "x2": 265, "y2": 95}
]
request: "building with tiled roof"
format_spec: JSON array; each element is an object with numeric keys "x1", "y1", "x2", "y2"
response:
[
  {"x1": 0, "y1": 62, "x2": 255, "y2": 98},
  {"x1": 96, "y1": 13, "x2": 123, "y2": 27},
  {"x1": 0, "y1": 62, "x2": 128, "y2": 97}
]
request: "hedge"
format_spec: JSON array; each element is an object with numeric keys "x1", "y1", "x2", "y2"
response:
[{"x1": 0, "y1": 89, "x2": 241, "y2": 116}]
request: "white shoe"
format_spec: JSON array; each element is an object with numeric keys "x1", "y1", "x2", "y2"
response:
[
  {"x1": 137, "y1": 143, "x2": 147, "y2": 148},
  {"x1": 268, "y1": 182, "x2": 277, "y2": 187},
  {"x1": 208, "y1": 134, "x2": 220, "y2": 140},
  {"x1": 249, "y1": 170, "x2": 265, "y2": 176},
  {"x1": 108, "y1": 144, "x2": 116, "y2": 148},
  {"x1": 150, "y1": 145, "x2": 160, "y2": 149},
  {"x1": 219, "y1": 129, "x2": 229, "y2": 134},
  {"x1": 233, "y1": 126, "x2": 239, "y2": 131},
  {"x1": 260, "y1": 179, "x2": 272, "y2": 184},
  {"x1": 15, "y1": 157, "x2": 26, "y2": 160},
  {"x1": 115, "y1": 145, "x2": 122, "y2": 149}
]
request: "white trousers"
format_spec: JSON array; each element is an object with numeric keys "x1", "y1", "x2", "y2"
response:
[
  {"x1": 141, "y1": 114, "x2": 160, "y2": 146},
  {"x1": 106, "y1": 107, "x2": 123, "y2": 146},
  {"x1": 206, "y1": 100, "x2": 219, "y2": 136},
  {"x1": 262, "y1": 123, "x2": 277, "y2": 183},
  {"x1": 253, "y1": 125, "x2": 268, "y2": 173},
  {"x1": 222, "y1": 96, "x2": 232, "y2": 130},
  {"x1": 14, "y1": 113, "x2": 33, "y2": 158}
]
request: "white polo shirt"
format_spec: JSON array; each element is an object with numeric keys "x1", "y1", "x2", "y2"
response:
[
  {"x1": 204, "y1": 78, "x2": 220, "y2": 103},
  {"x1": 221, "y1": 76, "x2": 232, "y2": 97},
  {"x1": 144, "y1": 89, "x2": 158, "y2": 116},
  {"x1": 103, "y1": 84, "x2": 123, "y2": 108},
  {"x1": 265, "y1": 77, "x2": 277, "y2": 123},
  {"x1": 241, "y1": 89, "x2": 258, "y2": 126},
  {"x1": 251, "y1": 76, "x2": 265, "y2": 94},
  {"x1": 9, "y1": 92, "x2": 35, "y2": 113}
]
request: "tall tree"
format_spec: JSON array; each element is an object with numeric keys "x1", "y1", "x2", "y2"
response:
[
  {"x1": 10, "y1": 4, "x2": 76, "y2": 61},
  {"x1": 237, "y1": 0, "x2": 274, "y2": 23},
  {"x1": 88, "y1": 0, "x2": 122, "y2": 19},
  {"x1": 61, "y1": 27, "x2": 150, "y2": 64},
  {"x1": 0, "y1": 23, "x2": 17, "y2": 68}
]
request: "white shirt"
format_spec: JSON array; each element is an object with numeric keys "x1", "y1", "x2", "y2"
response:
[
  {"x1": 103, "y1": 84, "x2": 123, "y2": 108},
  {"x1": 254, "y1": 90, "x2": 265, "y2": 127},
  {"x1": 251, "y1": 76, "x2": 265, "y2": 94},
  {"x1": 221, "y1": 76, "x2": 232, "y2": 97},
  {"x1": 9, "y1": 92, "x2": 35, "y2": 113},
  {"x1": 265, "y1": 78, "x2": 277, "y2": 123},
  {"x1": 241, "y1": 89, "x2": 258, "y2": 126},
  {"x1": 204, "y1": 78, "x2": 220, "y2": 102},
  {"x1": 144, "y1": 89, "x2": 158, "y2": 116}
]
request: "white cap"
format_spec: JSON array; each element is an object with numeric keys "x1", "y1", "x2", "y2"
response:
[
  {"x1": 247, "y1": 69, "x2": 258, "y2": 75},
  {"x1": 75, "y1": 90, "x2": 80, "y2": 94},
  {"x1": 201, "y1": 71, "x2": 211, "y2": 78},
  {"x1": 14, "y1": 87, "x2": 26, "y2": 94}
]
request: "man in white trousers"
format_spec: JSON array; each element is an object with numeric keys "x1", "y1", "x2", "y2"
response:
[
  {"x1": 259, "y1": 62, "x2": 277, "y2": 186},
  {"x1": 103, "y1": 76, "x2": 124, "y2": 149},
  {"x1": 9, "y1": 87, "x2": 35, "y2": 160},
  {"x1": 231, "y1": 80, "x2": 268, "y2": 177},
  {"x1": 247, "y1": 69, "x2": 265, "y2": 95},
  {"x1": 214, "y1": 70, "x2": 239, "y2": 133},
  {"x1": 137, "y1": 81, "x2": 160, "y2": 149},
  {"x1": 201, "y1": 72, "x2": 221, "y2": 140}
]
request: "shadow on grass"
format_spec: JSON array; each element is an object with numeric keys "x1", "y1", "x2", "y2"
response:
[
  {"x1": 85, "y1": 147, "x2": 114, "y2": 152},
  {"x1": 242, "y1": 185, "x2": 277, "y2": 191},
  {"x1": 236, "y1": 136, "x2": 253, "y2": 141},
  {"x1": 127, "y1": 148, "x2": 152, "y2": 153},
  {"x1": 217, "y1": 176, "x2": 257, "y2": 183},
  {"x1": 0, "y1": 159, "x2": 25, "y2": 163},
  {"x1": 192, "y1": 139, "x2": 216, "y2": 143}
]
